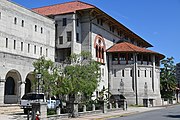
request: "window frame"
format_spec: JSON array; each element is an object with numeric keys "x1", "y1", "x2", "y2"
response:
[
  {"x1": 62, "y1": 18, "x2": 67, "y2": 26},
  {"x1": 67, "y1": 31, "x2": 72, "y2": 42}
]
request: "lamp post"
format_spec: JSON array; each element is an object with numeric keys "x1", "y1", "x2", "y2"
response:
[{"x1": 36, "y1": 73, "x2": 41, "y2": 93}]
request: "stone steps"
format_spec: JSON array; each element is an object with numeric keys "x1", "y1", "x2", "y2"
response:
[{"x1": 0, "y1": 104, "x2": 23, "y2": 114}]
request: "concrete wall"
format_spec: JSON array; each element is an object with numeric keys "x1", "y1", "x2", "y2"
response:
[
  {"x1": 109, "y1": 54, "x2": 161, "y2": 106},
  {"x1": 0, "y1": 0, "x2": 55, "y2": 104}
]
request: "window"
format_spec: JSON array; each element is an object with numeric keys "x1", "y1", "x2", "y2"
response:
[
  {"x1": 145, "y1": 70, "x2": 147, "y2": 77},
  {"x1": 63, "y1": 18, "x2": 67, "y2": 26},
  {"x1": 41, "y1": 27, "x2": 43, "y2": 34},
  {"x1": 14, "y1": 17, "x2": 17, "y2": 24},
  {"x1": 0, "y1": 12, "x2": 1, "y2": 19},
  {"x1": 76, "y1": 19, "x2": 79, "y2": 27},
  {"x1": 59, "y1": 36, "x2": 63, "y2": 44},
  {"x1": 130, "y1": 70, "x2": 133, "y2": 77},
  {"x1": 138, "y1": 70, "x2": 140, "y2": 77},
  {"x1": 150, "y1": 71, "x2": 152, "y2": 78},
  {"x1": 6, "y1": 38, "x2": 8, "y2": 48},
  {"x1": 21, "y1": 42, "x2": 23, "y2": 51},
  {"x1": 100, "y1": 19, "x2": 103, "y2": 26},
  {"x1": 120, "y1": 53, "x2": 126, "y2": 61},
  {"x1": 28, "y1": 44, "x2": 30, "y2": 53},
  {"x1": 122, "y1": 70, "x2": 125, "y2": 77},
  {"x1": 114, "y1": 69, "x2": 116, "y2": 77},
  {"x1": 96, "y1": 45, "x2": 98, "y2": 57},
  {"x1": 40, "y1": 47, "x2": 42, "y2": 55},
  {"x1": 34, "y1": 45, "x2": 36, "y2": 54},
  {"x1": 109, "y1": 26, "x2": 112, "y2": 31},
  {"x1": 94, "y1": 35, "x2": 106, "y2": 63},
  {"x1": 13, "y1": 40, "x2": 16, "y2": 49},
  {"x1": 102, "y1": 68, "x2": 104, "y2": 77},
  {"x1": 76, "y1": 33, "x2": 79, "y2": 42},
  {"x1": 46, "y1": 48, "x2": 48, "y2": 57},
  {"x1": 128, "y1": 53, "x2": 133, "y2": 61},
  {"x1": 102, "y1": 48, "x2": 104, "y2": 60},
  {"x1": 112, "y1": 26, "x2": 114, "y2": 32},
  {"x1": 67, "y1": 31, "x2": 72, "y2": 42},
  {"x1": 21, "y1": 20, "x2": 24, "y2": 27},
  {"x1": 35, "y1": 25, "x2": 37, "y2": 32},
  {"x1": 97, "y1": 19, "x2": 103, "y2": 26}
]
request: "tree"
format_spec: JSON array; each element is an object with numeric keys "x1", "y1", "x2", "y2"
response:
[
  {"x1": 32, "y1": 52, "x2": 100, "y2": 117},
  {"x1": 160, "y1": 57, "x2": 177, "y2": 99},
  {"x1": 55, "y1": 51, "x2": 100, "y2": 99},
  {"x1": 54, "y1": 51, "x2": 100, "y2": 117},
  {"x1": 33, "y1": 56, "x2": 60, "y2": 99}
]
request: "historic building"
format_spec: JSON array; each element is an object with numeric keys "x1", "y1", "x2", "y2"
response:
[
  {"x1": 0, "y1": 0, "x2": 55, "y2": 104},
  {"x1": 0, "y1": 0, "x2": 164, "y2": 106},
  {"x1": 33, "y1": 1, "x2": 164, "y2": 106}
]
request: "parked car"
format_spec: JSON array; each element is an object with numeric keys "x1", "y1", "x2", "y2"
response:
[
  {"x1": 20, "y1": 93, "x2": 61, "y2": 114},
  {"x1": 47, "y1": 98, "x2": 61, "y2": 109},
  {"x1": 20, "y1": 93, "x2": 45, "y2": 114}
]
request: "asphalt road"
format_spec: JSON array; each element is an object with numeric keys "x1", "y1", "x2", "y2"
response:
[{"x1": 109, "y1": 105, "x2": 180, "y2": 120}]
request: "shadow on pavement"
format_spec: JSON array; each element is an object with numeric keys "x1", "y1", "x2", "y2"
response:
[
  {"x1": 164, "y1": 115, "x2": 180, "y2": 118},
  {"x1": 9, "y1": 113, "x2": 25, "y2": 115}
]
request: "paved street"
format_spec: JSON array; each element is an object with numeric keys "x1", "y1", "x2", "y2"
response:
[{"x1": 109, "y1": 105, "x2": 180, "y2": 120}]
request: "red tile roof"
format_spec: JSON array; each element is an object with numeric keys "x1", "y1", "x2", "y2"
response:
[
  {"x1": 107, "y1": 42, "x2": 164, "y2": 59},
  {"x1": 32, "y1": 1, "x2": 95, "y2": 16}
]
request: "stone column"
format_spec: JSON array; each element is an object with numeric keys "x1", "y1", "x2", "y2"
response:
[
  {"x1": 103, "y1": 100, "x2": 107, "y2": 113},
  {"x1": 72, "y1": 102, "x2": 79, "y2": 118},
  {"x1": 92, "y1": 104, "x2": 95, "y2": 111},
  {"x1": 133, "y1": 53, "x2": 138, "y2": 105},
  {"x1": 83, "y1": 105, "x2": 86, "y2": 112},
  {"x1": 115, "y1": 102, "x2": 118, "y2": 108},
  {"x1": 31, "y1": 102, "x2": 47, "y2": 120},
  {"x1": 0, "y1": 78, "x2": 5, "y2": 104},
  {"x1": 71, "y1": 13, "x2": 76, "y2": 54},
  {"x1": 21, "y1": 81, "x2": 25, "y2": 98},
  {"x1": 109, "y1": 103, "x2": 112, "y2": 109},
  {"x1": 56, "y1": 107, "x2": 61, "y2": 115},
  {"x1": 152, "y1": 55, "x2": 155, "y2": 92}
]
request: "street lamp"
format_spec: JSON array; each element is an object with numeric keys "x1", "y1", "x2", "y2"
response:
[{"x1": 36, "y1": 73, "x2": 42, "y2": 94}]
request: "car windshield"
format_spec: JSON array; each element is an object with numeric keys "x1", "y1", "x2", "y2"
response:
[{"x1": 22, "y1": 93, "x2": 44, "y2": 100}]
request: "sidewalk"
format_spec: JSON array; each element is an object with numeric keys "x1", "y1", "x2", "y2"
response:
[
  {"x1": 0, "y1": 105, "x2": 164, "y2": 120},
  {"x1": 60, "y1": 106, "x2": 164, "y2": 120}
]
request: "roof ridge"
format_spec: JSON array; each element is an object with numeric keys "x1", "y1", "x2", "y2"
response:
[
  {"x1": 32, "y1": 0, "x2": 95, "y2": 10},
  {"x1": 124, "y1": 42, "x2": 137, "y2": 52}
]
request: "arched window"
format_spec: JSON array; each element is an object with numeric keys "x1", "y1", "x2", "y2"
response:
[
  {"x1": 96, "y1": 45, "x2": 98, "y2": 57},
  {"x1": 5, "y1": 77, "x2": 15, "y2": 95},
  {"x1": 94, "y1": 35, "x2": 106, "y2": 63},
  {"x1": 102, "y1": 48, "x2": 104, "y2": 60}
]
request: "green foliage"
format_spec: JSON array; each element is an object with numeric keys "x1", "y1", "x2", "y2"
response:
[
  {"x1": 47, "y1": 109, "x2": 56, "y2": 115},
  {"x1": 56, "y1": 52, "x2": 100, "y2": 98},
  {"x1": 33, "y1": 56, "x2": 60, "y2": 98},
  {"x1": 160, "y1": 57, "x2": 177, "y2": 98},
  {"x1": 32, "y1": 52, "x2": 100, "y2": 102}
]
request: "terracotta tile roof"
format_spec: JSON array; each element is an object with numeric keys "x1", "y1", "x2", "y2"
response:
[
  {"x1": 107, "y1": 42, "x2": 165, "y2": 59},
  {"x1": 32, "y1": 1, "x2": 95, "y2": 16}
]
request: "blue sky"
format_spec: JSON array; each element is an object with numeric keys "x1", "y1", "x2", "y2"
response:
[{"x1": 12, "y1": 0, "x2": 180, "y2": 64}]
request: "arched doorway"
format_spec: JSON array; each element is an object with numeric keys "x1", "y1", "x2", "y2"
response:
[
  {"x1": 25, "y1": 78, "x2": 31, "y2": 94},
  {"x1": 4, "y1": 70, "x2": 21, "y2": 104},
  {"x1": 25, "y1": 72, "x2": 35, "y2": 94},
  {"x1": 5, "y1": 77, "x2": 15, "y2": 95}
]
